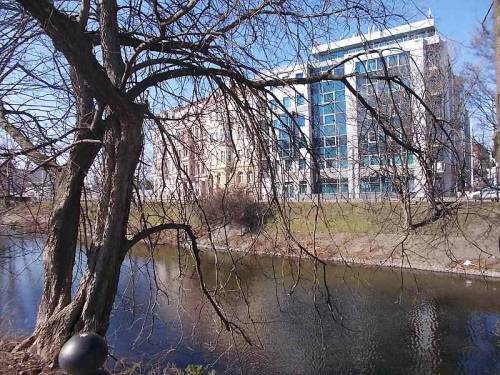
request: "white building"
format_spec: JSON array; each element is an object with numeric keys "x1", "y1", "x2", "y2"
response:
[
  {"x1": 152, "y1": 90, "x2": 268, "y2": 200},
  {"x1": 268, "y1": 16, "x2": 470, "y2": 199}
]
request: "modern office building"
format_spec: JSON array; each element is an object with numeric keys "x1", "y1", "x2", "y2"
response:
[
  {"x1": 153, "y1": 16, "x2": 471, "y2": 201},
  {"x1": 268, "y1": 16, "x2": 471, "y2": 199}
]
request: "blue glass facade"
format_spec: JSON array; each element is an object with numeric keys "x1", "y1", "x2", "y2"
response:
[
  {"x1": 311, "y1": 65, "x2": 348, "y2": 174},
  {"x1": 274, "y1": 113, "x2": 305, "y2": 158}
]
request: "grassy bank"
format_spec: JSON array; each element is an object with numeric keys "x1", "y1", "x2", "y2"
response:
[{"x1": 2, "y1": 200, "x2": 500, "y2": 277}]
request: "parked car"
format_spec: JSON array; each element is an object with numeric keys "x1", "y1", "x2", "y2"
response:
[{"x1": 467, "y1": 188, "x2": 500, "y2": 201}]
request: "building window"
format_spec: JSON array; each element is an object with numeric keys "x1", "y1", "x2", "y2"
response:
[
  {"x1": 368, "y1": 131, "x2": 377, "y2": 144},
  {"x1": 247, "y1": 171, "x2": 253, "y2": 184},
  {"x1": 320, "y1": 178, "x2": 348, "y2": 195},
  {"x1": 360, "y1": 176, "x2": 381, "y2": 193},
  {"x1": 283, "y1": 96, "x2": 291, "y2": 108},
  {"x1": 284, "y1": 159, "x2": 293, "y2": 171},
  {"x1": 236, "y1": 171, "x2": 244, "y2": 184},
  {"x1": 299, "y1": 180, "x2": 307, "y2": 194},
  {"x1": 295, "y1": 72, "x2": 304, "y2": 78},
  {"x1": 299, "y1": 158, "x2": 306, "y2": 170},
  {"x1": 296, "y1": 114, "x2": 305, "y2": 127},
  {"x1": 296, "y1": 94, "x2": 305, "y2": 106}
]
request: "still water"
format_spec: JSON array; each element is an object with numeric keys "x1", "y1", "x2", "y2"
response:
[{"x1": 1, "y1": 234, "x2": 500, "y2": 374}]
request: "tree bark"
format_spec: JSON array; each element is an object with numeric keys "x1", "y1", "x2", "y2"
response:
[{"x1": 29, "y1": 109, "x2": 143, "y2": 363}]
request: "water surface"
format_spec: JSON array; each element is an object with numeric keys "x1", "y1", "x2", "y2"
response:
[{"x1": 1, "y1": 235, "x2": 500, "y2": 374}]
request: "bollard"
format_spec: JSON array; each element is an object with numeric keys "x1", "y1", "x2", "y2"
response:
[{"x1": 58, "y1": 332, "x2": 108, "y2": 375}]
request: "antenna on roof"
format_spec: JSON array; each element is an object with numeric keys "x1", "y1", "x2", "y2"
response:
[{"x1": 427, "y1": 8, "x2": 433, "y2": 19}]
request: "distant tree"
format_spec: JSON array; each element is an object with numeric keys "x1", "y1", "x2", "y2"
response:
[{"x1": 462, "y1": 10, "x2": 498, "y2": 185}]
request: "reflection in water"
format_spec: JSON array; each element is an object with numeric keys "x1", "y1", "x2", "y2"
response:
[
  {"x1": 408, "y1": 299, "x2": 439, "y2": 373},
  {"x1": 2, "y1": 237, "x2": 500, "y2": 374}
]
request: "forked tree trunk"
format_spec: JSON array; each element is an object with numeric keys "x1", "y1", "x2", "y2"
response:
[{"x1": 28, "y1": 113, "x2": 143, "y2": 363}]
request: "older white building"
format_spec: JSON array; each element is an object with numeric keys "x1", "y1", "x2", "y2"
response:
[{"x1": 152, "y1": 91, "x2": 268, "y2": 199}]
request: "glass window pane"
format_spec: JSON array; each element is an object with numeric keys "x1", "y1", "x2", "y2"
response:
[
  {"x1": 324, "y1": 115, "x2": 334, "y2": 125},
  {"x1": 296, "y1": 94, "x2": 305, "y2": 106}
]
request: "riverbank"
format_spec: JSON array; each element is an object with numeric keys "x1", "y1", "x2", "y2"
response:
[
  {"x1": 197, "y1": 229, "x2": 500, "y2": 279},
  {"x1": 0, "y1": 338, "x2": 209, "y2": 374},
  {"x1": 2, "y1": 200, "x2": 500, "y2": 278},
  {"x1": 194, "y1": 201, "x2": 500, "y2": 278}
]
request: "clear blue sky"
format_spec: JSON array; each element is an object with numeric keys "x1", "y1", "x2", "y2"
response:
[{"x1": 414, "y1": 0, "x2": 492, "y2": 66}]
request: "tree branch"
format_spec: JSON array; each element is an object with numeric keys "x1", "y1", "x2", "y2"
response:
[{"x1": 0, "y1": 102, "x2": 59, "y2": 170}]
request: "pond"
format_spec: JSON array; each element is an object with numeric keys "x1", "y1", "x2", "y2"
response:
[{"x1": 1, "y1": 234, "x2": 500, "y2": 374}]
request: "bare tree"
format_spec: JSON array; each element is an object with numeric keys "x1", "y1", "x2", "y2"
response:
[
  {"x1": 463, "y1": 7, "x2": 498, "y2": 185},
  {"x1": 0, "y1": 0, "x2": 468, "y2": 368}
]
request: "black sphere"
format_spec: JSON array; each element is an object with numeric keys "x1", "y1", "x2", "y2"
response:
[{"x1": 58, "y1": 332, "x2": 108, "y2": 375}]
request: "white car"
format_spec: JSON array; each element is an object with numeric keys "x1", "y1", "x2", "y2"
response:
[{"x1": 467, "y1": 188, "x2": 500, "y2": 201}]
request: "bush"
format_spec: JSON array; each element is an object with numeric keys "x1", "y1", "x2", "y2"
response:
[{"x1": 198, "y1": 188, "x2": 269, "y2": 232}]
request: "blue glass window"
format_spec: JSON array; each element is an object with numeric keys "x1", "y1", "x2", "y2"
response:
[
  {"x1": 335, "y1": 90, "x2": 345, "y2": 101},
  {"x1": 322, "y1": 183, "x2": 336, "y2": 194},
  {"x1": 295, "y1": 72, "x2": 304, "y2": 78},
  {"x1": 341, "y1": 181, "x2": 349, "y2": 192},
  {"x1": 324, "y1": 115, "x2": 334, "y2": 125},
  {"x1": 320, "y1": 126, "x2": 334, "y2": 136},
  {"x1": 334, "y1": 66, "x2": 344, "y2": 75},
  {"x1": 296, "y1": 115, "x2": 305, "y2": 127},
  {"x1": 299, "y1": 158, "x2": 306, "y2": 170},
  {"x1": 323, "y1": 103, "x2": 334, "y2": 114},
  {"x1": 296, "y1": 94, "x2": 305, "y2": 106},
  {"x1": 322, "y1": 93, "x2": 334, "y2": 103},
  {"x1": 283, "y1": 97, "x2": 291, "y2": 108},
  {"x1": 355, "y1": 62, "x2": 366, "y2": 73},
  {"x1": 338, "y1": 122, "x2": 346, "y2": 135},
  {"x1": 299, "y1": 181, "x2": 307, "y2": 194},
  {"x1": 321, "y1": 81, "x2": 334, "y2": 92},
  {"x1": 340, "y1": 145, "x2": 348, "y2": 157},
  {"x1": 325, "y1": 137, "x2": 336, "y2": 147},
  {"x1": 325, "y1": 147, "x2": 337, "y2": 158},
  {"x1": 335, "y1": 102, "x2": 346, "y2": 112},
  {"x1": 388, "y1": 55, "x2": 398, "y2": 67},
  {"x1": 336, "y1": 113, "x2": 346, "y2": 126}
]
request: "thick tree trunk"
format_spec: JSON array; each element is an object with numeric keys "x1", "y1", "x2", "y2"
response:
[{"x1": 29, "y1": 111, "x2": 143, "y2": 364}]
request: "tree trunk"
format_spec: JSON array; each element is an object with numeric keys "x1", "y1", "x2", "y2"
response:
[{"x1": 28, "y1": 111, "x2": 143, "y2": 364}]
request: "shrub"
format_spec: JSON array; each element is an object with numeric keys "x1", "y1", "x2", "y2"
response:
[{"x1": 198, "y1": 188, "x2": 269, "y2": 232}]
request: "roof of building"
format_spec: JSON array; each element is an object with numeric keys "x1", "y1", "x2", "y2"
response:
[{"x1": 312, "y1": 18, "x2": 436, "y2": 55}]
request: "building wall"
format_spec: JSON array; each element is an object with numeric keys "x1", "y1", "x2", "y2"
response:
[{"x1": 152, "y1": 92, "x2": 267, "y2": 200}]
